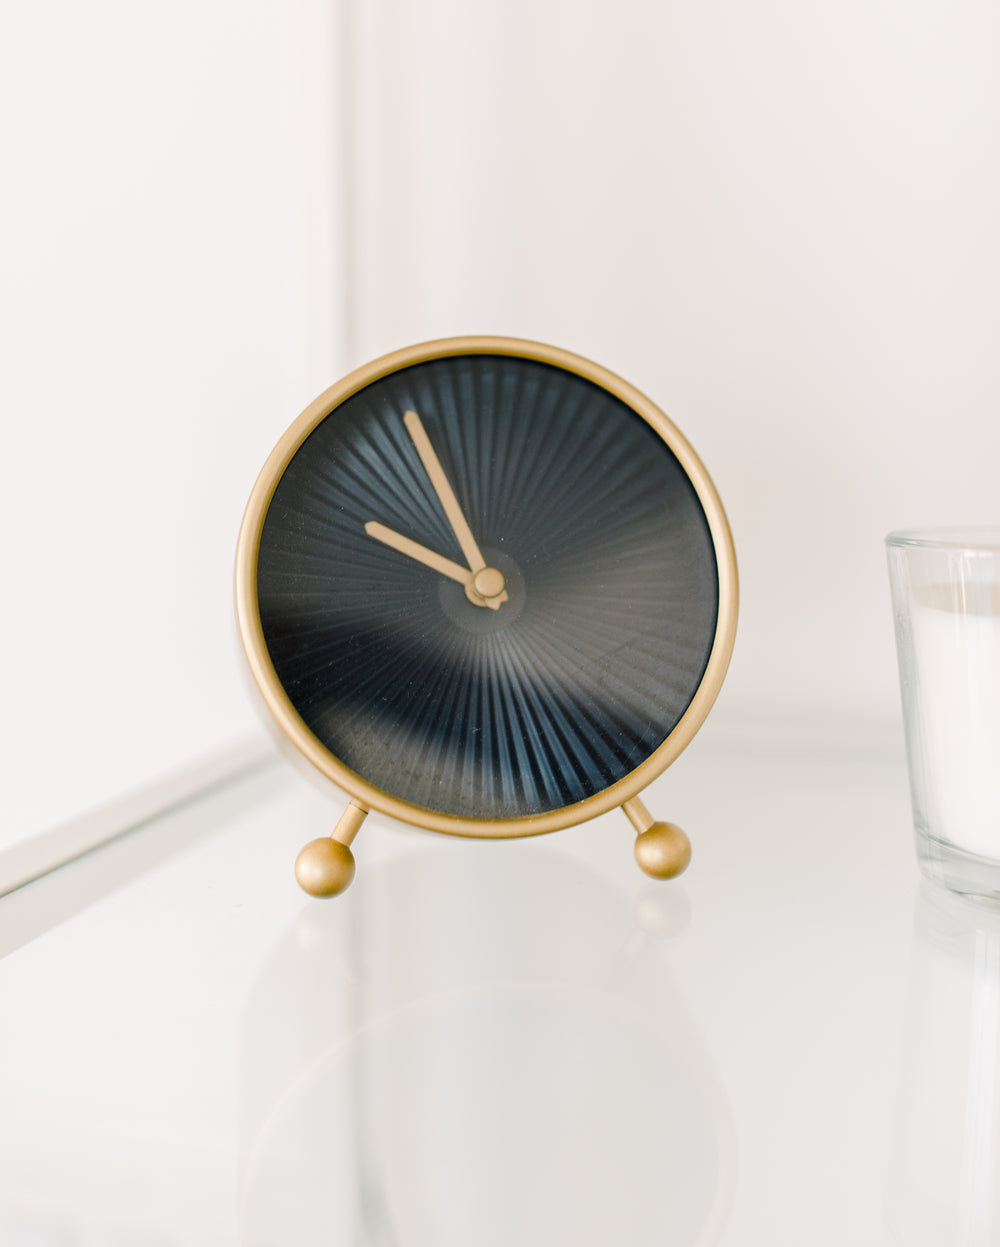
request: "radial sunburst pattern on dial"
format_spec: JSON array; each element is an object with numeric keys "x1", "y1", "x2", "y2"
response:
[{"x1": 255, "y1": 352, "x2": 719, "y2": 821}]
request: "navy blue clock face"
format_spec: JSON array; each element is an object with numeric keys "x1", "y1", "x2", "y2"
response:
[{"x1": 255, "y1": 352, "x2": 719, "y2": 821}]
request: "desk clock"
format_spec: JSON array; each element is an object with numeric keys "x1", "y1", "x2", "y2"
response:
[{"x1": 235, "y1": 337, "x2": 737, "y2": 897}]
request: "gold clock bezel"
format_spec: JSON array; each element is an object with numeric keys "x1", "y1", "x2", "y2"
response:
[{"x1": 235, "y1": 335, "x2": 738, "y2": 839}]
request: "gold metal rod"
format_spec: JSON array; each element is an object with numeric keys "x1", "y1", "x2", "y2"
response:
[
  {"x1": 622, "y1": 796, "x2": 654, "y2": 835},
  {"x1": 333, "y1": 801, "x2": 368, "y2": 847}
]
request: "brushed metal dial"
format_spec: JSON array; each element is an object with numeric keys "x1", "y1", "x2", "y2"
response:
[{"x1": 255, "y1": 352, "x2": 719, "y2": 821}]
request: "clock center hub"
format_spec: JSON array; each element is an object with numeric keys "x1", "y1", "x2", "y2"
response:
[
  {"x1": 440, "y1": 547, "x2": 525, "y2": 633},
  {"x1": 471, "y1": 566, "x2": 506, "y2": 602}
]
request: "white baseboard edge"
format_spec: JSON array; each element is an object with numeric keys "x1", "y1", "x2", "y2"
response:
[{"x1": 0, "y1": 736, "x2": 276, "y2": 898}]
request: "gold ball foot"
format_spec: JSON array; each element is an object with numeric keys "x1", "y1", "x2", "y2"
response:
[
  {"x1": 295, "y1": 837, "x2": 356, "y2": 898},
  {"x1": 634, "y1": 822, "x2": 691, "y2": 880}
]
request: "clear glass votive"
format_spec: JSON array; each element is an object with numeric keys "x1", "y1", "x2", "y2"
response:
[{"x1": 887, "y1": 528, "x2": 1000, "y2": 899}]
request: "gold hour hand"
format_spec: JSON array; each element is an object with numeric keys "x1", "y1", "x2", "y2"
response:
[
  {"x1": 364, "y1": 521, "x2": 506, "y2": 610},
  {"x1": 365, "y1": 522, "x2": 472, "y2": 586}
]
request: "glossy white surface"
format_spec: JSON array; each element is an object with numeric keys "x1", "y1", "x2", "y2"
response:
[{"x1": 1, "y1": 735, "x2": 994, "y2": 1245}]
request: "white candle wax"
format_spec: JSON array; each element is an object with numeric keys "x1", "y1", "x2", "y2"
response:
[{"x1": 912, "y1": 585, "x2": 1000, "y2": 859}]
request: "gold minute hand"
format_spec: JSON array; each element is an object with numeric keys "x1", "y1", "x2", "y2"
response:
[{"x1": 403, "y1": 409, "x2": 488, "y2": 574}]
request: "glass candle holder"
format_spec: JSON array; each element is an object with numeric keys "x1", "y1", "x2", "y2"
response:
[{"x1": 887, "y1": 528, "x2": 1000, "y2": 899}]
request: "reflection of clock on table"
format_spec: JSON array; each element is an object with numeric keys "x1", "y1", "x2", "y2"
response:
[{"x1": 235, "y1": 337, "x2": 737, "y2": 897}]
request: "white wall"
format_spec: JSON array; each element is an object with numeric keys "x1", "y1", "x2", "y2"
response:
[
  {"x1": 0, "y1": 1, "x2": 346, "y2": 850},
  {"x1": 5, "y1": 0, "x2": 1000, "y2": 851},
  {"x1": 344, "y1": 0, "x2": 1000, "y2": 741}
]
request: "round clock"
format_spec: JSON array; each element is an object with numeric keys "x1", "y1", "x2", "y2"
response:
[{"x1": 236, "y1": 337, "x2": 737, "y2": 896}]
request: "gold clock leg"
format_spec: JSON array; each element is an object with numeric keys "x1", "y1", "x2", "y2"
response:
[
  {"x1": 295, "y1": 802, "x2": 368, "y2": 898},
  {"x1": 622, "y1": 796, "x2": 691, "y2": 880}
]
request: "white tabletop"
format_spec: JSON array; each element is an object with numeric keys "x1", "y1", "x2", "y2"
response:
[{"x1": 0, "y1": 734, "x2": 993, "y2": 1246}]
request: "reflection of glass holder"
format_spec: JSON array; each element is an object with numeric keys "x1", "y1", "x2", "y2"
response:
[
  {"x1": 887, "y1": 884, "x2": 1000, "y2": 1245},
  {"x1": 239, "y1": 842, "x2": 735, "y2": 1246}
]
